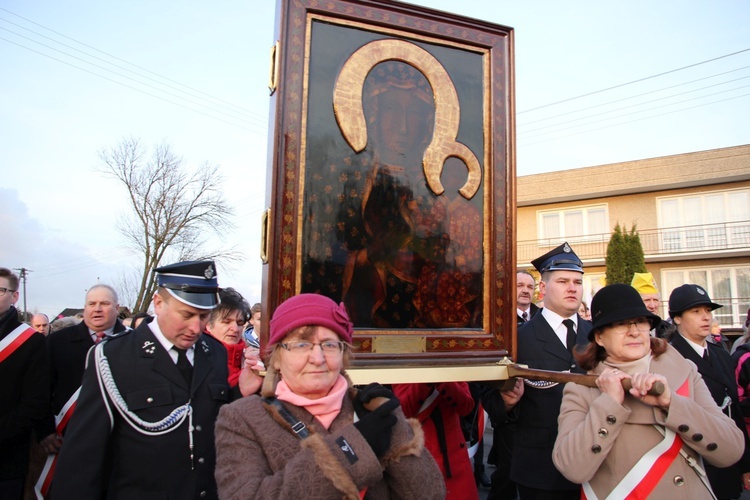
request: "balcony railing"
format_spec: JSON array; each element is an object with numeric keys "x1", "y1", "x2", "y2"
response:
[{"x1": 518, "y1": 220, "x2": 750, "y2": 265}]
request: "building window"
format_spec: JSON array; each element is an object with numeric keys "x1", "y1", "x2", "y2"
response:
[
  {"x1": 657, "y1": 189, "x2": 750, "y2": 252},
  {"x1": 537, "y1": 205, "x2": 608, "y2": 243},
  {"x1": 663, "y1": 265, "x2": 750, "y2": 327}
]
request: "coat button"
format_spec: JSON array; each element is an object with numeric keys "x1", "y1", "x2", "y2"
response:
[
  {"x1": 706, "y1": 443, "x2": 718, "y2": 451},
  {"x1": 673, "y1": 475, "x2": 684, "y2": 486},
  {"x1": 195, "y1": 425, "x2": 202, "y2": 432},
  {"x1": 146, "y1": 397, "x2": 154, "y2": 403},
  {"x1": 606, "y1": 415, "x2": 616, "y2": 425},
  {"x1": 591, "y1": 445, "x2": 602, "y2": 453},
  {"x1": 692, "y1": 433, "x2": 703, "y2": 442},
  {"x1": 198, "y1": 457, "x2": 205, "y2": 464},
  {"x1": 678, "y1": 424, "x2": 689, "y2": 433},
  {"x1": 200, "y1": 491, "x2": 207, "y2": 498},
  {"x1": 597, "y1": 428, "x2": 609, "y2": 438}
]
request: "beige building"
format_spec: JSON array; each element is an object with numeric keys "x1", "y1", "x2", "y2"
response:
[{"x1": 516, "y1": 144, "x2": 750, "y2": 328}]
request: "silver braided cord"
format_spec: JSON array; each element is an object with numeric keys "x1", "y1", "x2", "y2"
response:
[
  {"x1": 94, "y1": 343, "x2": 192, "y2": 435},
  {"x1": 523, "y1": 379, "x2": 560, "y2": 389}
]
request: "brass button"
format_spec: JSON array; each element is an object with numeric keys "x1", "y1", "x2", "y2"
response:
[
  {"x1": 673, "y1": 475, "x2": 684, "y2": 486},
  {"x1": 146, "y1": 397, "x2": 154, "y2": 403},
  {"x1": 198, "y1": 457, "x2": 205, "y2": 464},
  {"x1": 597, "y1": 428, "x2": 609, "y2": 438},
  {"x1": 706, "y1": 443, "x2": 718, "y2": 451},
  {"x1": 199, "y1": 492, "x2": 207, "y2": 498},
  {"x1": 678, "y1": 424, "x2": 689, "y2": 433},
  {"x1": 195, "y1": 425, "x2": 202, "y2": 432},
  {"x1": 692, "y1": 433, "x2": 703, "y2": 442},
  {"x1": 591, "y1": 444, "x2": 602, "y2": 453},
  {"x1": 606, "y1": 415, "x2": 616, "y2": 425}
]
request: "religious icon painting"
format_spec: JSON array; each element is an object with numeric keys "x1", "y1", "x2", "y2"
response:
[{"x1": 261, "y1": 0, "x2": 517, "y2": 364}]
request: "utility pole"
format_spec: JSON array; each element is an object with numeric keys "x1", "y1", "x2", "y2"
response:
[{"x1": 14, "y1": 267, "x2": 31, "y2": 320}]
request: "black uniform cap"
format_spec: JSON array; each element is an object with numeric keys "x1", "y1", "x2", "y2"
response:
[
  {"x1": 531, "y1": 242, "x2": 584, "y2": 274},
  {"x1": 154, "y1": 260, "x2": 220, "y2": 310}
]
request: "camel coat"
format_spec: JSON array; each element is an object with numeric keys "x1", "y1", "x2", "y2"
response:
[
  {"x1": 214, "y1": 385, "x2": 445, "y2": 500},
  {"x1": 553, "y1": 346, "x2": 744, "y2": 499}
]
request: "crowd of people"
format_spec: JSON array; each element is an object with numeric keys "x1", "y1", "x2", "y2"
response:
[{"x1": 2, "y1": 242, "x2": 750, "y2": 499}]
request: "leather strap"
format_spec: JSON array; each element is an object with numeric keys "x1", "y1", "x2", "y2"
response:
[{"x1": 263, "y1": 396, "x2": 310, "y2": 439}]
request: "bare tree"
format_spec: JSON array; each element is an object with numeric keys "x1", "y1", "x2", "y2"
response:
[{"x1": 99, "y1": 137, "x2": 239, "y2": 312}]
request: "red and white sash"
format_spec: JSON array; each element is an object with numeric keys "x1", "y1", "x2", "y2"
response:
[
  {"x1": 34, "y1": 388, "x2": 81, "y2": 500},
  {"x1": 581, "y1": 378, "x2": 692, "y2": 500},
  {"x1": 0, "y1": 324, "x2": 36, "y2": 363},
  {"x1": 582, "y1": 428, "x2": 683, "y2": 500},
  {"x1": 467, "y1": 406, "x2": 487, "y2": 459}
]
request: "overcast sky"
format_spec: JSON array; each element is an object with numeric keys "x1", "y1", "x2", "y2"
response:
[{"x1": 1, "y1": 0, "x2": 749, "y2": 318}]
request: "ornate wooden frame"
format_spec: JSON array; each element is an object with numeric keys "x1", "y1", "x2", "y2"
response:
[{"x1": 262, "y1": 0, "x2": 516, "y2": 365}]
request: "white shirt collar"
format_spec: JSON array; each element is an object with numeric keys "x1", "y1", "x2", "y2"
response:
[
  {"x1": 148, "y1": 315, "x2": 194, "y2": 364},
  {"x1": 680, "y1": 333, "x2": 708, "y2": 357},
  {"x1": 541, "y1": 308, "x2": 578, "y2": 347}
]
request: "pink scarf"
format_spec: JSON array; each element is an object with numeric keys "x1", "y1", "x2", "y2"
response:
[{"x1": 275, "y1": 374, "x2": 348, "y2": 429}]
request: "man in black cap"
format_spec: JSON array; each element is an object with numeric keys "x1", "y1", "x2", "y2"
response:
[
  {"x1": 668, "y1": 284, "x2": 750, "y2": 499},
  {"x1": 506, "y1": 242, "x2": 592, "y2": 499},
  {"x1": 51, "y1": 261, "x2": 262, "y2": 499}
]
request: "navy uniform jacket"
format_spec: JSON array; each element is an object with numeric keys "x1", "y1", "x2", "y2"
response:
[
  {"x1": 0, "y1": 306, "x2": 49, "y2": 480},
  {"x1": 511, "y1": 312, "x2": 591, "y2": 491},
  {"x1": 50, "y1": 322, "x2": 231, "y2": 500},
  {"x1": 670, "y1": 333, "x2": 750, "y2": 499}
]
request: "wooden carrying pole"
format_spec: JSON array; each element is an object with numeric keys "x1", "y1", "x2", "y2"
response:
[{"x1": 346, "y1": 361, "x2": 664, "y2": 396}]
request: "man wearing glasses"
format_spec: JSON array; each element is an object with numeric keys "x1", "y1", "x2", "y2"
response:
[{"x1": 0, "y1": 267, "x2": 49, "y2": 499}]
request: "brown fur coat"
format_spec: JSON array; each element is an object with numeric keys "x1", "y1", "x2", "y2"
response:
[{"x1": 214, "y1": 379, "x2": 445, "y2": 499}]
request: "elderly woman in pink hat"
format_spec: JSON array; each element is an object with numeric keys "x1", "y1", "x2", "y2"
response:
[{"x1": 214, "y1": 293, "x2": 444, "y2": 499}]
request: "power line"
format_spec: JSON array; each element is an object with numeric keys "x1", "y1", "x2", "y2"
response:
[
  {"x1": 519, "y1": 76, "x2": 750, "y2": 136},
  {"x1": 0, "y1": 35, "x2": 264, "y2": 132},
  {"x1": 518, "y1": 92, "x2": 750, "y2": 147},
  {"x1": 518, "y1": 47, "x2": 750, "y2": 114},
  {"x1": 0, "y1": 16, "x2": 265, "y2": 123},
  {"x1": 0, "y1": 28, "x2": 267, "y2": 131},
  {"x1": 0, "y1": 7, "x2": 263, "y2": 120},
  {"x1": 518, "y1": 64, "x2": 750, "y2": 128}
]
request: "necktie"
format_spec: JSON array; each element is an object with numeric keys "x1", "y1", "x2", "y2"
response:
[
  {"x1": 174, "y1": 347, "x2": 193, "y2": 385},
  {"x1": 702, "y1": 349, "x2": 711, "y2": 365},
  {"x1": 95, "y1": 331, "x2": 106, "y2": 343},
  {"x1": 522, "y1": 311, "x2": 528, "y2": 322},
  {"x1": 563, "y1": 319, "x2": 576, "y2": 351}
]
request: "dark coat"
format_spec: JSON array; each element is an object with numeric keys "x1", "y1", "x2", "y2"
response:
[
  {"x1": 516, "y1": 303, "x2": 539, "y2": 326},
  {"x1": 511, "y1": 312, "x2": 592, "y2": 492},
  {"x1": 43, "y1": 319, "x2": 127, "y2": 436},
  {"x1": 50, "y1": 322, "x2": 231, "y2": 500},
  {"x1": 670, "y1": 332, "x2": 750, "y2": 499},
  {"x1": 47, "y1": 321, "x2": 95, "y2": 419},
  {"x1": 0, "y1": 306, "x2": 49, "y2": 480}
]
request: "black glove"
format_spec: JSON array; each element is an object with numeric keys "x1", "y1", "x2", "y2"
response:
[
  {"x1": 354, "y1": 397, "x2": 400, "y2": 458},
  {"x1": 353, "y1": 383, "x2": 398, "y2": 419}
]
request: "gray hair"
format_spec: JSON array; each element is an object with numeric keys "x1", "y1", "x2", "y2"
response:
[{"x1": 86, "y1": 284, "x2": 119, "y2": 304}]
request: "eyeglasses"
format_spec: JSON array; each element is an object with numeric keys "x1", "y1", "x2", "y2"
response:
[
  {"x1": 280, "y1": 341, "x2": 347, "y2": 355},
  {"x1": 0, "y1": 287, "x2": 17, "y2": 297},
  {"x1": 608, "y1": 318, "x2": 652, "y2": 335}
]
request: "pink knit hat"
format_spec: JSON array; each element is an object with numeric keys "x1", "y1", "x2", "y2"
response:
[{"x1": 268, "y1": 294, "x2": 354, "y2": 345}]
